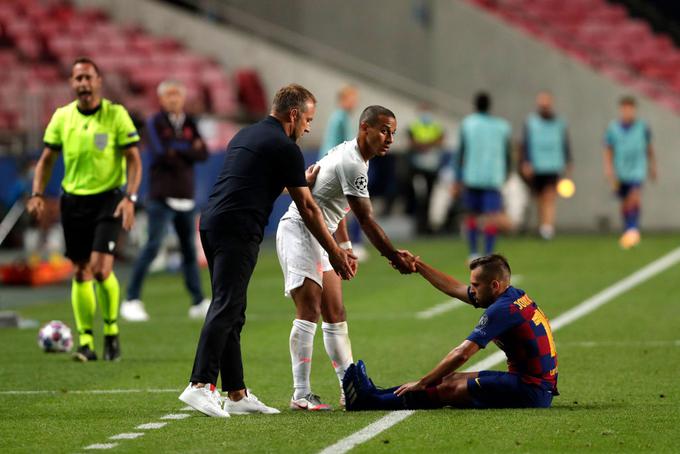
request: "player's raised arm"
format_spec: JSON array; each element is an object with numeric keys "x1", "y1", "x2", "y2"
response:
[
  {"x1": 413, "y1": 258, "x2": 473, "y2": 305},
  {"x1": 347, "y1": 195, "x2": 412, "y2": 274},
  {"x1": 288, "y1": 185, "x2": 356, "y2": 280}
]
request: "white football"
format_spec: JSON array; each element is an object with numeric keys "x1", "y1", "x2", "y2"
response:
[{"x1": 37, "y1": 320, "x2": 74, "y2": 353}]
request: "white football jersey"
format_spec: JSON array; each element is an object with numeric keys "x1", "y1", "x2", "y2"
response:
[{"x1": 282, "y1": 139, "x2": 369, "y2": 233}]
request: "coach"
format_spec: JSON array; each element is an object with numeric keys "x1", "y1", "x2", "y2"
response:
[{"x1": 179, "y1": 84, "x2": 356, "y2": 417}]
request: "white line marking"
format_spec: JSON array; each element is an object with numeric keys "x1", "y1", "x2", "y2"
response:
[
  {"x1": 109, "y1": 433, "x2": 144, "y2": 440},
  {"x1": 320, "y1": 246, "x2": 680, "y2": 454},
  {"x1": 84, "y1": 443, "x2": 118, "y2": 450},
  {"x1": 0, "y1": 388, "x2": 180, "y2": 396},
  {"x1": 160, "y1": 413, "x2": 191, "y2": 420},
  {"x1": 416, "y1": 299, "x2": 463, "y2": 319},
  {"x1": 559, "y1": 340, "x2": 680, "y2": 348},
  {"x1": 136, "y1": 422, "x2": 168, "y2": 430},
  {"x1": 179, "y1": 406, "x2": 197, "y2": 411},
  {"x1": 318, "y1": 411, "x2": 414, "y2": 454}
]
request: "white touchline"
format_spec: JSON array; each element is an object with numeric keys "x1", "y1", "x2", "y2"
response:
[
  {"x1": 0, "y1": 388, "x2": 180, "y2": 395},
  {"x1": 136, "y1": 422, "x2": 168, "y2": 430},
  {"x1": 84, "y1": 443, "x2": 118, "y2": 450},
  {"x1": 416, "y1": 300, "x2": 463, "y2": 319},
  {"x1": 110, "y1": 433, "x2": 145, "y2": 440},
  {"x1": 319, "y1": 246, "x2": 680, "y2": 454},
  {"x1": 160, "y1": 413, "x2": 192, "y2": 420}
]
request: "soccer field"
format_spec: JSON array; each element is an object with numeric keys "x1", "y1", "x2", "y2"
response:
[{"x1": 1, "y1": 234, "x2": 679, "y2": 453}]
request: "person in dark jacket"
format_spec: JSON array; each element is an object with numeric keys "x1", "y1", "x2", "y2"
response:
[{"x1": 122, "y1": 79, "x2": 210, "y2": 322}]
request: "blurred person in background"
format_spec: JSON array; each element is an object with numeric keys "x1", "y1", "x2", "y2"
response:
[
  {"x1": 455, "y1": 92, "x2": 511, "y2": 262},
  {"x1": 121, "y1": 80, "x2": 210, "y2": 322},
  {"x1": 407, "y1": 103, "x2": 446, "y2": 235},
  {"x1": 27, "y1": 57, "x2": 142, "y2": 362},
  {"x1": 318, "y1": 84, "x2": 368, "y2": 260},
  {"x1": 520, "y1": 91, "x2": 572, "y2": 240},
  {"x1": 604, "y1": 96, "x2": 656, "y2": 249}
]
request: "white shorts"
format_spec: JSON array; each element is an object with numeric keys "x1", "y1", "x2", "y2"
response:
[{"x1": 276, "y1": 217, "x2": 333, "y2": 297}]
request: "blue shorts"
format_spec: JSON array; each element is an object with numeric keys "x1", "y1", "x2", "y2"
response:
[
  {"x1": 617, "y1": 181, "x2": 642, "y2": 199},
  {"x1": 463, "y1": 188, "x2": 503, "y2": 214},
  {"x1": 467, "y1": 371, "x2": 553, "y2": 409}
]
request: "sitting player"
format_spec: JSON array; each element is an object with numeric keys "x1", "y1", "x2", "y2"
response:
[{"x1": 343, "y1": 254, "x2": 559, "y2": 410}]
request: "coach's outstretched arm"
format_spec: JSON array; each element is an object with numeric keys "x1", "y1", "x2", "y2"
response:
[
  {"x1": 413, "y1": 258, "x2": 474, "y2": 305},
  {"x1": 347, "y1": 195, "x2": 413, "y2": 274},
  {"x1": 289, "y1": 186, "x2": 356, "y2": 280}
]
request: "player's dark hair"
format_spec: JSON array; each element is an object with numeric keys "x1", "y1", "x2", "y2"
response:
[
  {"x1": 72, "y1": 56, "x2": 101, "y2": 76},
  {"x1": 619, "y1": 95, "x2": 637, "y2": 107},
  {"x1": 272, "y1": 84, "x2": 317, "y2": 115},
  {"x1": 475, "y1": 92, "x2": 491, "y2": 113},
  {"x1": 359, "y1": 105, "x2": 396, "y2": 127},
  {"x1": 469, "y1": 254, "x2": 511, "y2": 281}
]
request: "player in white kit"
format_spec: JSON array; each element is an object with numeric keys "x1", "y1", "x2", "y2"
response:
[{"x1": 276, "y1": 105, "x2": 414, "y2": 410}]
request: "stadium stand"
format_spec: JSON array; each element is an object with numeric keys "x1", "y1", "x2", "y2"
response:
[
  {"x1": 469, "y1": 0, "x2": 680, "y2": 112},
  {"x1": 0, "y1": 0, "x2": 238, "y2": 136}
]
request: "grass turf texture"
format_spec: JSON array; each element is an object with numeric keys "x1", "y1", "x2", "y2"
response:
[{"x1": 1, "y1": 234, "x2": 679, "y2": 453}]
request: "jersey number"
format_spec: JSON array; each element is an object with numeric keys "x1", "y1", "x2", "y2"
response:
[{"x1": 532, "y1": 308, "x2": 556, "y2": 358}]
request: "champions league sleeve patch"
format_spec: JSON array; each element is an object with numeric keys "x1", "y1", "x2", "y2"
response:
[
  {"x1": 473, "y1": 313, "x2": 488, "y2": 336},
  {"x1": 353, "y1": 175, "x2": 368, "y2": 191}
]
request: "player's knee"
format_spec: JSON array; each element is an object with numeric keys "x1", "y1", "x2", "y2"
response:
[
  {"x1": 73, "y1": 262, "x2": 92, "y2": 281},
  {"x1": 92, "y1": 267, "x2": 111, "y2": 282}
]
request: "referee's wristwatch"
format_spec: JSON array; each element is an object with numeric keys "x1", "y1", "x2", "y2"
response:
[{"x1": 125, "y1": 193, "x2": 138, "y2": 204}]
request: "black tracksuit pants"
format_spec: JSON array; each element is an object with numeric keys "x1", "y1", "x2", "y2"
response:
[{"x1": 190, "y1": 228, "x2": 260, "y2": 391}]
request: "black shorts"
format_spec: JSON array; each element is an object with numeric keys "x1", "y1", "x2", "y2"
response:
[
  {"x1": 60, "y1": 189, "x2": 123, "y2": 262},
  {"x1": 531, "y1": 174, "x2": 559, "y2": 194}
]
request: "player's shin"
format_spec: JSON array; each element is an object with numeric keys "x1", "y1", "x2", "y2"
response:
[
  {"x1": 322, "y1": 321, "x2": 354, "y2": 385},
  {"x1": 71, "y1": 279, "x2": 96, "y2": 348},
  {"x1": 96, "y1": 272, "x2": 120, "y2": 336},
  {"x1": 290, "y1": 319, "x2": 317, "y2": 399}
]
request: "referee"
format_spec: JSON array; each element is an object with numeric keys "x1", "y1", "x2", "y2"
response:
[
  {"x1": 27, "y1": 57, "x2": 142, "y2": 362},
  {"x1": 179, "y1": 84, "x2": 356, "y2": 417}
]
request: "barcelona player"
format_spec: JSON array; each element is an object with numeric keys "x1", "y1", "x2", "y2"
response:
[
  {"x1": 343, "y1": 254, "x2": 558, "y2": 409},
  {"x1": 604, "y1": 96, "x2": 657, "y2": 249}
]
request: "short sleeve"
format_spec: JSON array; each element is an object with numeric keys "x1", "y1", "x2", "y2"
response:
[
  {"x1": 282, "y1": 143, "x2": 307, "y2": 188},
  {"x1": 605, "y1": 124, "x2": 615, "y2": 147},
  {"x1": 43, "y1": 108, "x2": 64, "y2": 150},
  {"x1": 339, "y1": 157, "x2": 369, "y2": 198},
  {"x1": 466, "y1": 304, "x2": 515, "y2": 348},
  {"x1": 114, "y1": 106, "x2": 140, "y2": 148}
]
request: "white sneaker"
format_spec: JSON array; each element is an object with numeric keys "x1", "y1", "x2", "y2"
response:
[
  {"x1": 188, "y1": 298, "x2": 211, "y2": 320},
  {"x1": 290, "y1": 393, "x2": 332, "y2": 411},
  {"x1": 178, "y1": 383, "x2": 230, "y2": 418},
  {"x1": 223, "y1": 391, "x2": 280, "y2": 415},
  {"x1": 120, "y1": 299, "x2": 149, "y2": 322}
]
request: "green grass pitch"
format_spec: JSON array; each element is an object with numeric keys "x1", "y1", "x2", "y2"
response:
[{"x1": 1, "y1": 234, "x2": 679, "y2": 453}]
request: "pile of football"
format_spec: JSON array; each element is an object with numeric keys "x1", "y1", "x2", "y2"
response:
[{"x1": 37, "y1": 320, "x2": 73, "y2": 353}]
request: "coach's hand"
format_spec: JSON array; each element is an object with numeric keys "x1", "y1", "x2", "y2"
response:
[
  {"x1": 114, "y1": 198, "x2": 135, "y2": 231},
  {"x1": 329, "y1": 247, "x2": 357, "y2": 280},
  {"x1": 305, "y1": 164, "x2": 320, "y2": 188},
  {"x1": 26, "y1": 195, "x2": 45, "y2": 221},
  {"x1": 394, "y1": 381, "x2": 426, "y2": 396}
]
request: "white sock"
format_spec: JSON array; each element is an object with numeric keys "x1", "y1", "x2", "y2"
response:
[
  {"x1": 290, "y1": 319, "x2": 317, "y2": 400},
  {"x1": 322, "y1": 321, "x2": 354, "y2": 387}
]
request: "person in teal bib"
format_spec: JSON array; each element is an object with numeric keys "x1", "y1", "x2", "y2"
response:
[
  {"x1": 456, "y1": 92, "x2": 511, "y2": 261},
  {"x1": 520, "y1": 92, "x2": 572, "y2": 240},
  {"x1": 604, "y1": 96, "x2": 657, "y2": 249},
  {"x1": 27, "y1": 57, "x2": 142, "y2": 362}
]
